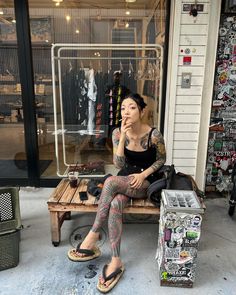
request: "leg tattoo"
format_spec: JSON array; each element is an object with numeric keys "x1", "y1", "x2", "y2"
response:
[
  {"x1": 108, "y1": 194, "x2": 129, "y2": 257},
  {"x1": 91, "y1": 175, "x2": 148, "y2": 233}
]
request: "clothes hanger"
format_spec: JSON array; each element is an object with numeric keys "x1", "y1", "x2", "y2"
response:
[
  {"x1": 108, "y1": 60, "x2": 111, "y2": 74},
  {"x1": 128, "y1": 59, "x2": 134, "y2": 76},
  {"x1": 68, "y1": 61, "x2": 73, "y2": 72},
  {"x1": 80, "y1": 60, "x2": 84, "y2": 70}
]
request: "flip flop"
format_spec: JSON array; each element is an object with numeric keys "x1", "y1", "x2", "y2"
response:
[
  {"x1": 67, "y1": 242, "x2": 101, "y2": 262},
  {"x1": 97, "y1": 264, "x2": 125, "y2": 294}
]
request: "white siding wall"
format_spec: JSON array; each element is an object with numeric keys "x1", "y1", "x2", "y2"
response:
[
  {"x1": 164, "y1": 0, "x2": 221, "y2": 188},
  {"x1": 174, "y1": 0, "x2": 209, "y2": 176}
]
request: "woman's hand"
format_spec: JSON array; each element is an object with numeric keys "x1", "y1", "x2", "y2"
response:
[
  {"x1": 120, "y1": 117, "x2": 132, "y2": 138},
  {"x1": 129, "y1": 173, "x2": 146, "y2": 189}
]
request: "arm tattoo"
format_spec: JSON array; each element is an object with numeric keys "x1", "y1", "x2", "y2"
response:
[
  {"x1": 150, "y1": 129, "x2": 166, "y2": 172},
  {"x1": 114, "y1": 155, "x2": 126, "y2": 168},
  {"x1": 112, "y1": 128, "x2": 126, "y2": 169}
]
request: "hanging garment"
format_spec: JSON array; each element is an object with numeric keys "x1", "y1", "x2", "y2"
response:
[
  {"x1": 77, "y1": 69, "x2": 88, "y2": 126},
  {"x1": 87, "y1": 68, "x2": 97, "y2": 134},
  {"x1": 105, "y1": 83, "x2": 130, "y2": 137},
  {"x1": 94, "y1": 71, "x2": 106, "y2": 141},
  {"x1": 123, "y1": 70, "x2": 137, "y2": 93},
  {"x1": 62, "y1": 68, "x2": 79, "y2": 127}
]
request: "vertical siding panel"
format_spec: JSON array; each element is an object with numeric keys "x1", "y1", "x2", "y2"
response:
[{"x1": 170, "y1": 0, "x2": 210, "y2": 178}]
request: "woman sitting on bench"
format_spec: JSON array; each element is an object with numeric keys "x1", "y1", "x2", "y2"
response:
[{"x1": 68, "y1": 93, "x2": 166, "y2": 293}]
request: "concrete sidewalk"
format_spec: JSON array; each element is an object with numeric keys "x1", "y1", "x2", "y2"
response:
[{"x1": 0, "y1": 187, "x2": 236, "y2": 295}]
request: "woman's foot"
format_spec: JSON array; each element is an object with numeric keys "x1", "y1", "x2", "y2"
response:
[
  {"x1": 99, "y1": 257, "x2": 124, "y2": 288},
  {"x1": 67, "y1": 230, "x2": 101, "y2": 261},
  {"x1": 76, "y1": 230, "x2": 100, "y2": 257}
]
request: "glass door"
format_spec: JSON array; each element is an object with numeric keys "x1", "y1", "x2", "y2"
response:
[
  {"x1": 0, "y1": 1, "x2": 27, "y2": 180},
  {"x1": 28, "y1": 0, "x2": 169, "y2": 180}
]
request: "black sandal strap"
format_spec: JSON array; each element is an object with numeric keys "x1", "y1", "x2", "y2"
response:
[
  {"x1": 75, "y1": 242, "x2": 95, "y2": 256},
  {"x1": 102, "y1": 264, "x2": 122, "y2": 282}
]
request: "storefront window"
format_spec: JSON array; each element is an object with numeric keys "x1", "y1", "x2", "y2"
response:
[
  {"x1": 28, "y1": 0, "x2": 167, "y2": 179},
  {"x1": 0, "y1": 2, "x2": 27, "y2": 179}
]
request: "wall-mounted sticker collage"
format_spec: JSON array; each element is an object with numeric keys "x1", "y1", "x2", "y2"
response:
[{"x1": 206, "y1": 15, "x2": 236, "y2": 192}]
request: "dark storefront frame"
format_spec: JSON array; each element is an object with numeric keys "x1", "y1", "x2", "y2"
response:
[{"x1": 0, "y1": 0, "x2": 170, "y2": 187}]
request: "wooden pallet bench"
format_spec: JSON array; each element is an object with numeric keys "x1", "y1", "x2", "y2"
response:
[{"x1": 47, "y1": 178, "x2": 160, "y2": 246}]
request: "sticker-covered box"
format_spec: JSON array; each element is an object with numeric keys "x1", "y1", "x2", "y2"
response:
[{"x1": 157, "y1": 190, "x2": 204, "y2": 288}]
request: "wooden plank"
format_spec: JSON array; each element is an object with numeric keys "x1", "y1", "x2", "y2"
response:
[
  {"x1": 176, "y1": 95, "x2": 202, "y2": 104},
  {"x1": 173, "y1": 149, "x2": 197, "y2": 158},
  {"x1": 84, "y1": 191, "x2": 98, "y2": 206},
  {"x1": 48, "y1": 203, "x2": 159, "y2": 215},
  {"x1": 71, "y1": 179, "x2": 89, "y2": 205},
  {"x1": 173, "y1": 141, "x2": 197, "y2": 150},
  {"x1": 181, "y1": 13, "x2": 209, "y2": 25},
  {"x1": 174, "y1": 132, "x2": 199, "y2": 141},
  {"x1": 175, "y1": 114, "x2": 200, "y2": 123},
  {"x1": 180, "y1": 24, "x2": 208, "y2": 35},
  {"x1": 144, "y1": 198, "x2": 156, "y2": 207},
  {"x1": 179, "y1": 35, "x2": 207, "y2": 46},
  {"x1": 178, "y1": 66, "x2": 205, "y2": 76},
  {"x1": 124, "y1": 207, "x2": 159, "y2": 214},
  {"x1": 50, "y1": 211, "x2": 60, "y2": 244},
  {"x1": 59, "y1": 180, "x2": 79, "y2": 205},
  {"x1": 176, "y1": 86, "x2": 203, "y2": 96},
  {"x1": 179, "y1": 46, "x2": 206, "y2": 56},
  {"x1": 132, "y1": 198, "x2": 146, "y2": 207},
  {"x1": 48, "y1": 178, "x2": 69, "y2": 203},
  {"x1": 174, "y1": 123, "x2": 199, "y2": 132},
  {"x1": 178, "y1": 56, "x2": 205, "y2": 66},
  {"x1": 173, "y1": 158, "x2": 196, "y2": 166},
  {"x1": 175, "y1": 104, "x2": 201, "y2": 114}
]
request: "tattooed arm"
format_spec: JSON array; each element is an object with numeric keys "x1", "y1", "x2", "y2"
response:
[
  {"x1": 150, "y1": 129, "x2": 166, "y2": 171},
  {"x1": 112, "y1": 128, "x2": 126, "y2": 169},
  {"x1": 141, "y1": 128, "x2": 166, "y2": 179}
]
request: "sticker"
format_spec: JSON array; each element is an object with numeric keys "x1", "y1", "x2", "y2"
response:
[
  {"x1": 167, "y1": 240, "x2": 177, "y2": 248},
  {"x1": 186, "y1": 230, "x2": 200, "y2": 240},
  {"x1": 191, "y1": 215, "x2": 202, "y2": 227},
  {"x1": 165, "y1": 262, "x2": 180, "y2": 273},
  {"x1": 219, "y1": 27, "x2": 228, "y2": 36},
  {"x1": 165, "y1": 247, "x2": 180, "y2": 259},
  {"x1": 219, "y1": 72, "x2": 228, "y2": 84},
  {"x1": 164, "y1": 229, "x2": 172, "y2": 241}
]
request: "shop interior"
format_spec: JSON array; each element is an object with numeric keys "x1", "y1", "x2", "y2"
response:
[{"x1": 0, "y1": 0, "x2": 167, "y2": 183}]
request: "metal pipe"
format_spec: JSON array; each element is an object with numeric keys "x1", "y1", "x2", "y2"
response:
[
  {"x1": 52, "y1": 43, "x2": 163, "y2": 177},
  {"x1": 54, "y1": 56, "x2": 159, "y2": 60}
]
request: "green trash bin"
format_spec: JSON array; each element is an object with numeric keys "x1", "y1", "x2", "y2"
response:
[
  {"x1": 0, "y1": 187, "x2": 21, "y2": 233},
  {"x1": 0, "y1": 229, "x2": 20, "y2": 271}
]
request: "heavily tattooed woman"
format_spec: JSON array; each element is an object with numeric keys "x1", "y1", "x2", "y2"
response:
[{"x1": 68, "y1": 93, "x2": 166, "y2": 293}]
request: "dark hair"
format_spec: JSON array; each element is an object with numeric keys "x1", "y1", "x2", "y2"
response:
[{"x1": 123, "y1": 93, "x2": 147, "y2": 110}]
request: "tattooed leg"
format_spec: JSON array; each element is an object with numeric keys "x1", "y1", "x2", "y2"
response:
[
  {"x1": 108, "y1": 194, "x2": 129, "y2": 257},
  {"x1": 91, "y1": 175, "x2": 149, "y2": 233}
]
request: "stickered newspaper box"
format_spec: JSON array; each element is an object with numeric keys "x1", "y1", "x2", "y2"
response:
[{"x1": 157, "y1": 190, "x2": 204, "y2": 288}]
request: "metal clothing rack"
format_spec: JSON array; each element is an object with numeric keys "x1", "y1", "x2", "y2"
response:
[{"x1": 51, "y1": 43, "x2": 163, "y2": 177}]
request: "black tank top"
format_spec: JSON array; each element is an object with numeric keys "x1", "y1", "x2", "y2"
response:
[
  {"x1": 119, "y1": 128, "x2": 159, "y2": 183},
  {"x1": 124, "y1": 128, "x2": 156, "y2": 169}
]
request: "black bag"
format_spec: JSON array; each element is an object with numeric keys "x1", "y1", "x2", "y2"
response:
[
  {"x1": 147, "y1": 165, "x2": 204, "y2": 207},
  {"x1": 147, "y1": 165, "x2": 173, "y2": 207},
  {"x1": 87, "y1": 174, "x2": 112, "y2": 199}
]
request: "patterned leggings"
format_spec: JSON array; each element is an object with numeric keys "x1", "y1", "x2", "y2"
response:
[{"x1": 91, "y1": 175, "x2": 149, "y2": 257}]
